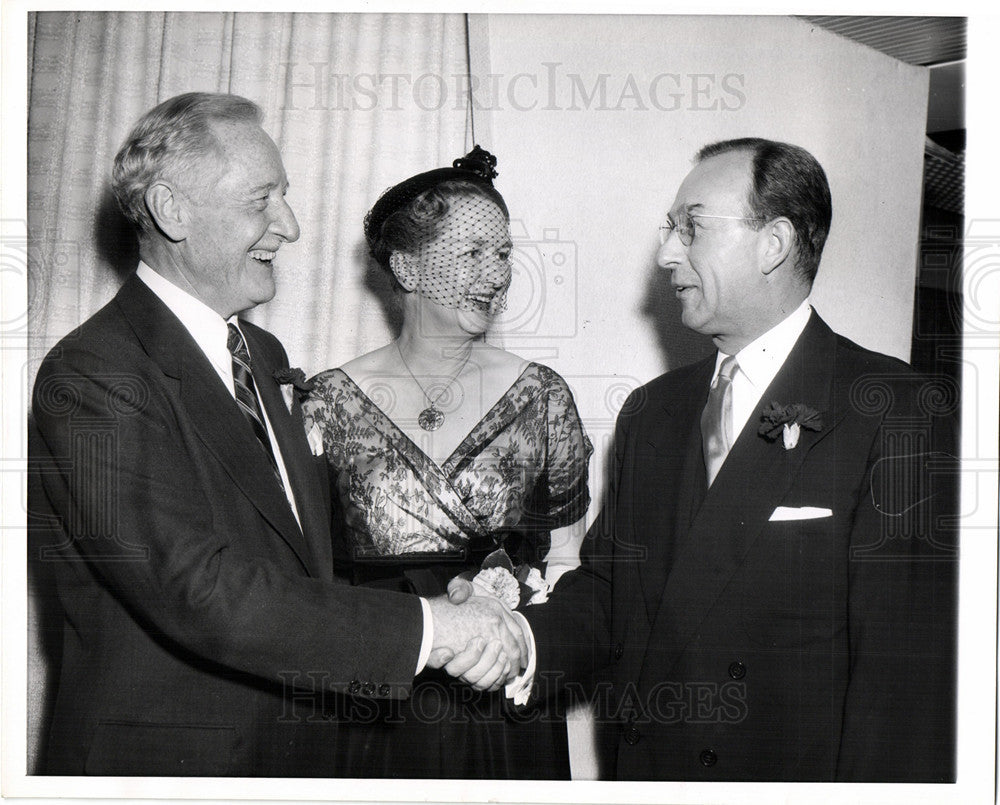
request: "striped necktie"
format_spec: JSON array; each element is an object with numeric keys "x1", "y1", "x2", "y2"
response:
[
  {"x1": 227, "y1": 323, "x2": 282, "y2": 487},
  {"x1": 701, "y1": 355, "x2": 739, "y2": 487}
]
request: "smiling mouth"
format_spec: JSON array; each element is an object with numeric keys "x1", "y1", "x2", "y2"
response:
[
  {"x1": 468, "y1": 283, "x2": 509, "y2": 314},
  {"x1": 249, "y1": 249, "x2": 277, "y2": 264},
  {"x1": 468, "y1": 295, "x2": 493, "y2": 313}
]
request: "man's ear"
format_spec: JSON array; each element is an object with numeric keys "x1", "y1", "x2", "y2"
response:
[
  {"x1": 389, "y1": 252, "x2": 420, "y2": 291},
  {"x1": 144, "y1": 182, "x2": 187, "y2": 242},
  {"x1": 760, "y1": 217, "x2": 795, "y2": 275}
]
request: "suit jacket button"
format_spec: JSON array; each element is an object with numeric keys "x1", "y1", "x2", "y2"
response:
[
  {"x1": 728, "y1": 661, "x2": 746, "y2": 680},
  {"x1": 378, "y1": 684, "x2": 390, "y2": 696},
  {"x1": 362, "y1": 682, "x2": 376, "y2": 696},
  {"x1": 699, "y1": 749, "x2": 718, "y2": 767},
  {"x1": 624, "y1": 726, "x2": 641, "y2": 745},
  {"x1": 348, "y1": 679, "x2": 361, "y2": 694},
  {"x1": 614, "y1": 643, "x2": 624, "y2": 659}
]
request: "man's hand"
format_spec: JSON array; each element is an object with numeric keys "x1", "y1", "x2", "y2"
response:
[
  {"x1": 442, "y1": 637, "x2": 512, "y2": 692},
  {"x1": 447, "y1": 575, "x2": 475, "y2": 604},
  {"x1": 426, "y1": 594, "x2": 527, "y2": 690}
]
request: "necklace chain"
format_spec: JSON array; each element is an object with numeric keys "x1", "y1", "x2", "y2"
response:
[{"x1": 395, "y1": 342, "x2": 472, "y2": 431}]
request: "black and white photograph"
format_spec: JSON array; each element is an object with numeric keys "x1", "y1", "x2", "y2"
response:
[{"x1": 2, "y1": 4, "x2": 996, "y2": 804}]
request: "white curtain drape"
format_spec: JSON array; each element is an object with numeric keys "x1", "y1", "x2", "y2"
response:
[
  {"x1": 27, "y1": 11, "x2": 472, "y2": 392},
  {"x1": 25, "y1": 9, "x2": 477, "y2": 772}
]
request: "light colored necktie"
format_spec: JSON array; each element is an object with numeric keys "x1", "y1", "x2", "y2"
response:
[{"x1": 701, "y1": 355, "x2": 739, "y2": 487}]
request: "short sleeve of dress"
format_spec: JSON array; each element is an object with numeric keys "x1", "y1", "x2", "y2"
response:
[
  {"x1": 300, "y1": 369, "x2": 348, "y2": 464},
  {"x1": 537, "y1": 367, "x2": 594, "y2": 529}
]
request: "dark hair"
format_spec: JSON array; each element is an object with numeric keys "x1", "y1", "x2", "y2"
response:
[
  {"x1": 696, "y1": 138, "x2": 832, "y2": 283},
  {"x1": 369, "y1": 180, "x2": 508, "y2": 271},
  {"x1": 112, "y1": 92, "x2": 262, "y2": 234},
  {"x1": 364, "y1": 147, "x2": 507, "y2": 271}
]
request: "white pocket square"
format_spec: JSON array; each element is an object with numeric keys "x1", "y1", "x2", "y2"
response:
[{"x1": 769, "y1": 506, "x2": 832, "y2": 521}]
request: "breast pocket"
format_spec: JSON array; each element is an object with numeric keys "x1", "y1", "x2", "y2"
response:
[{"x1": 736, "y1": 515, "x2": 845, "y2": 649}]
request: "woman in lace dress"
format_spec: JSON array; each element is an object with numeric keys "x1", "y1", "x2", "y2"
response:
[{"x1": 302, "y1": 148, "x2": 592, "y2": 779}]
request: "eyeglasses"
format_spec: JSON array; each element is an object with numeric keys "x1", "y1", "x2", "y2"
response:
[{"x1": 658, "y1": 211, "x2": 762, "y2": 247}]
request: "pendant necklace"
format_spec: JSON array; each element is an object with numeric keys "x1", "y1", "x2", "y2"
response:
[{"x1": 395, "y1": 342, "x2": 472, "y2": 432}]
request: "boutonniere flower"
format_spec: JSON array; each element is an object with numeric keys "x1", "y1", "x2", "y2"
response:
[
  {"x1": 758, "y1": 402, "x2": 823, "y2": 450},
  {"x1": 471, "y1": 548, "x2": 551, "y2": 608},
  {"x1": 273, "y1": 368, "x2": 315, "y2": 413}
]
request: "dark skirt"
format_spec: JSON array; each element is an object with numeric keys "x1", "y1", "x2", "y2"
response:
[
  {"x1": 325, "y1": 556, "x2": 571, "y2": 779},
  {"x1": 327, "y1": 668, "x2": 569, "y2": 779}
]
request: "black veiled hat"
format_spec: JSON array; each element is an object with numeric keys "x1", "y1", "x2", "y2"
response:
[{"x1": 363, "y1": 145, "x2": 499, "y2": 256}]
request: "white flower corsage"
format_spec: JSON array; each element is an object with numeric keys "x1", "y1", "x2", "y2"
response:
[
  {"x1": 471, "y1": 548, "x2": 552, "y2": 608},
  {"x1": 273, "y1": 367, "x2": 315, "y2": 414},
  {"x1": 473, "y1": 566, "x2": 521, "y2": 609},
  {"x1": 758, "y1": 402, "x2": 823, "y2": 451},
  {"x1": 522, "y1": 567, "x2": 550, "y2": 605},
  {"x1": 279, "y1": 384, "x2": 295, "y2": 413}
]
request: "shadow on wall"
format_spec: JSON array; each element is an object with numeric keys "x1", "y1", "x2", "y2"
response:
[
  {"x1": 360, "y1": 240, "x2": 403, "y2": 337},
  {"x1": 640, "y1": 251, "x2": 714, "y2": 372},
  {"x1": 94, "y1": 186, "x2": 139, "y2": 282}
]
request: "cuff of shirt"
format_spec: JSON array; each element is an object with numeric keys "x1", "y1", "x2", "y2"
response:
[
  {"x1": 504, "y1": 610, "x2": 536, "y2": 705},
  {"x1": 416, "y1": 597, "x2": 433, "y2": 674}
]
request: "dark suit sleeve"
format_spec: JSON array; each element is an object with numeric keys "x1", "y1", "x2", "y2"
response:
[
  {"x1": 31, "y1": 343, "x2": 424, "y2": 699},
  {"x1": 522, "y1": 387, "x2": 638, "y2": 696},
  {"x1": 835, "y1": 389, "x2": 958, "y2": 781}
]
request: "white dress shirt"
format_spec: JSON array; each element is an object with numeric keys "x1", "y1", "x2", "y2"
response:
[
  {"x1": 136, "y1": 263, "x2": 303, "y2": 525},
  {"x1": 711, "y1": 299, "x2": 813, "y2": 446}
]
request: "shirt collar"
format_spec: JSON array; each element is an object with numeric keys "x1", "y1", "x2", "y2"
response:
[
  {"x1": 136, "y1": 262, "x2": 242, "y2": 367},
  {"x1": 713, "y1": 299, "x2": 813, "y2": 391}
]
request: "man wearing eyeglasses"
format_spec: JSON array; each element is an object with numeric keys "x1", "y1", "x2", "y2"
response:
[{"x1": 516, "y1": 138, "x2": 958, "y2": 781}]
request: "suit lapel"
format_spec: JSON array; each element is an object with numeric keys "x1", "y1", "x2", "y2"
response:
[
  {"x1": 641, "y1": 314, "x2": 844, "y2": 680},
  {"x1": 635, "y1": 357, "x2": 715, "y2": 621},
  {"x1": 115, "y1": 276, "x2": 319, "y2": 576},
  {"x1": 245, "y1": 327, "x2": 333, "y2": 580}
]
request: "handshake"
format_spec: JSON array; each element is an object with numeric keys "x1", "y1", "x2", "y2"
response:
[{"x1": 425, "y1": 577, "x2": 530, "y2": 693}]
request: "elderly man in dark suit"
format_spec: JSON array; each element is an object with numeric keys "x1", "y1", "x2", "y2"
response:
[
  {"x1": 518, "y1": 138, "x2": 958, "y2": 781},
  {"x1": 30, "y1": 92, "x2": 525, "y2": 776}
]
